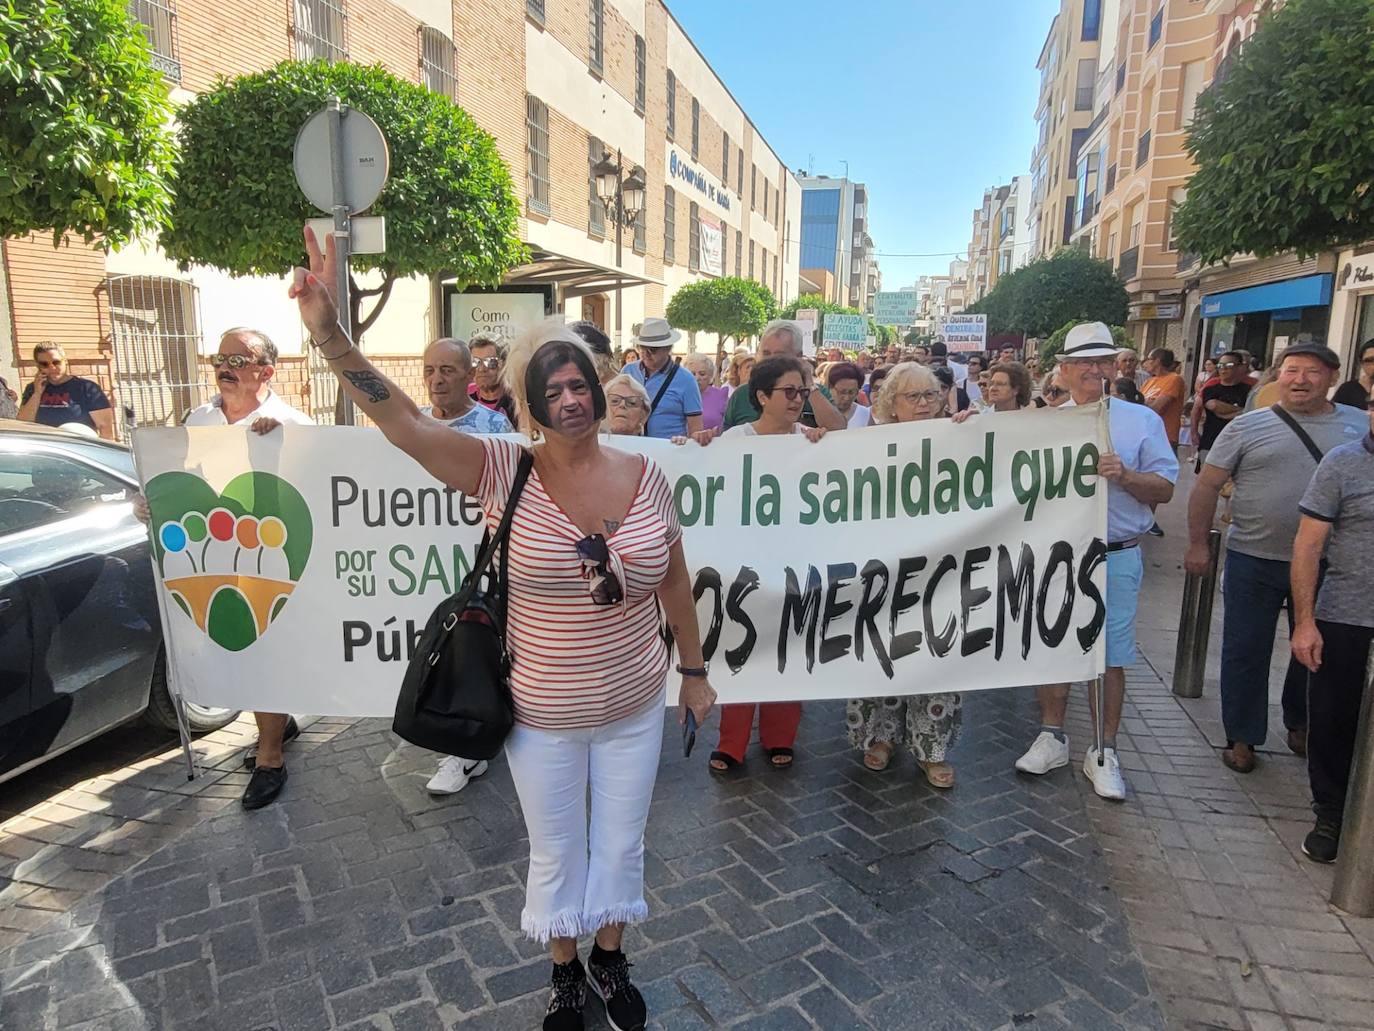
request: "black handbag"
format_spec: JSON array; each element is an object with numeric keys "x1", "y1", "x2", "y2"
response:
[{"x1": 392, "y1": 450, "x2": 534, "y2": 759}]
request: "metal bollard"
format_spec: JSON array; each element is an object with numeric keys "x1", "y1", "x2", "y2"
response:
[
  {"x1": 1173, "y1": 528, "x2": 1222, "y2": 698},
  {"x1": 1332, "y1": 663, "x2": 1374, "y2": 916}
]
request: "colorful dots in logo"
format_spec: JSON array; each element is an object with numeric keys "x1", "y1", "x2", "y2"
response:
[
  {"x1": 235, "y1": 515, "x2": 260, "y2": 550},
  {"x1": 207, "y1": 508, "x2": 236, "y2": 542}
]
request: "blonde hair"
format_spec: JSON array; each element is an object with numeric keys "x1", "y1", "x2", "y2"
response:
[
  {"x1": 872, "y1": 361, "x2": 940, "y2": 424},
  {"x1": 727, "y1": 350, "x2": 755, "y2": 388},
  {"x1": 501, "y1": 318, "x2": 597, "y2": 410}
]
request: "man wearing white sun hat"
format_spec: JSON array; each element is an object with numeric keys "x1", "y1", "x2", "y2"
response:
[
  {"x1": 1014, "y1": 322, "x2": 1178, "y2": 800},
  {"x1": 135, "y1": 327, "x2": 313, "y2": 810}
]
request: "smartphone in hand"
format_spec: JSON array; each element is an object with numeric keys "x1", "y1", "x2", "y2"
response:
[{"x1": 682, "y1": 709, "x2": 698, "y2": 758}]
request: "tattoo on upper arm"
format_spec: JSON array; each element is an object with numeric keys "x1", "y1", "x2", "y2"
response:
[
  {"x1": 342, "y1": 370, "x2": 391, "y2": 403},
  {"x1": 603, "y1": 519, "x2": 621, "y2": 535}
]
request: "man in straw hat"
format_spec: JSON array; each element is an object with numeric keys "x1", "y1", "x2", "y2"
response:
[
  {"x1": 621, "y1": 317, "x2": 702, "y2": 440},
  {"x1": 1014, "y1": 322, "x2": 1179, "y2": 799}
]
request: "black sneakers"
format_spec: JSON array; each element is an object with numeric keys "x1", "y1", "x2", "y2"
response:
[
  {"x1": 1302, "y1": 818, "x2": 1341, "y2": 864},
  {"x1": 587, "y1": 948, "x2": 647, "y2": 1031},
  {"x1": 543, "y1": 957, "x2": 586, "y2": 1031}
]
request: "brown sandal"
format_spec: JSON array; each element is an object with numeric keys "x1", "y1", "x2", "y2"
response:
[
  {"x1": 919, "y1": 760, "x2": 955, "y2": 789},
  {"x1": 863, "y1": 741, "x2": 895, "y2": 772}
]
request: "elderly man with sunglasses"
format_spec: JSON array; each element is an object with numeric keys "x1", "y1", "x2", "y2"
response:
[{"x1": 135, "y1": 327, "x2": 313, "y2": 810}]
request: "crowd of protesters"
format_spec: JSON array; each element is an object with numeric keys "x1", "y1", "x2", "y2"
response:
[{"x1": 91, "y1": 231, "x2": 1374, "y2": 1031}]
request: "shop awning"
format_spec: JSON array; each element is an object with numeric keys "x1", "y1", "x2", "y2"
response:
[
  {"x1": 498, "y1": 249, "x2": 660, "y2": 300},
  {"x1": 1201, "y1": 273, "x2": 1333, "y2": 318}
]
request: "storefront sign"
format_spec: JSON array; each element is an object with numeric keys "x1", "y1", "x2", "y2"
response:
[
  {"x1": 700, "y1": 213, "x2": 723, "y2": 277},
  {"x1": 1201, "y1": 273, "x2": 1333, "y2": 318},
  {"x1": 873, "y1": 291, "x2": 919, "y2": 326},
  {"x1": 1337, "y1": 256, "x2": 1374, "y2": 292},
  {"x1": 446, "y1": 290, "x2": 547, "y2": 343},
  {"x1": 1128, "y1": 301, "x2": 1182, "y2": 321},
  {"x1": 937, "y1": 314, "x2": 987, "y2": 352},
  {"x1": 134, "y1": 408, "x2": 1109, "y2": 715},
  {"x1": 821, "y1": 313, "x2": 869, "y2": 347},
  {"x1": 666, "y1": 145, "x2": 734, "y2": 220}
]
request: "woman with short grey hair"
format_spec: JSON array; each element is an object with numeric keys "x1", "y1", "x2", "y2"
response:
[{"x1": 602, "y1": 373, "x2": 652, "y2": 435}]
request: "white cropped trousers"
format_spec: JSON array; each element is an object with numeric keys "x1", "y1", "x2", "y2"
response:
[{"x1": 503, "y1": 689, "x2": 665, "y2": 943}]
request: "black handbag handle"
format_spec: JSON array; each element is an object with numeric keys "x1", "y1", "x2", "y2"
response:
[{"x1": 445, "y1": 449, "x2": 534, "y2": 625}]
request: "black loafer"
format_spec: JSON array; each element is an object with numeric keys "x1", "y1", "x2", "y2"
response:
[
  {"x1": 242, "y1": 765, "x2": 288, "y2": 810},
  {"x1": 242, "y1": 716, "x2": 300, "y2": 769}
]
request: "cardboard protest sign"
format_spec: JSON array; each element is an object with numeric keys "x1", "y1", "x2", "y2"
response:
[{"x1": 134, "y1": 405, "x2": 1108, "y2": 716}]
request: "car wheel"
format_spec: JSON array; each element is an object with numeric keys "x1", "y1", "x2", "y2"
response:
[{"x1": 143, "y1": 649, "x2": 240, "y2": 733}]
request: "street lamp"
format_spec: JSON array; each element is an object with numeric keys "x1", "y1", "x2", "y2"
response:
[{"x1": 593, "y1": 149, "x2": 646, "y2": 349}]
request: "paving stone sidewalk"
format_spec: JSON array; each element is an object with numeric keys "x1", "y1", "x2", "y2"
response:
[{"x1": 1, "y1": 687, "x2": 1166, "y2": 1031}]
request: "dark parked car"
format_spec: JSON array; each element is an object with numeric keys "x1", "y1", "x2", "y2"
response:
[{"x1": 0, "y1": 420, "x2": 237, "y2": 785}]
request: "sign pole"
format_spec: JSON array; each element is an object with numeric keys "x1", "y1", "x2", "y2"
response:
[{"x1": 327, "y1": 97, "x2": 355, "y2": 427}]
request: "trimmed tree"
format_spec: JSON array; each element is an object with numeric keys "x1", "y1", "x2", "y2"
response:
[
  {"x1": 1174, "y1": 0, "x2": 1374, "y2": 264},
  {"x1": 160, "y1": 61, "x2": 526, "y2": 337},
  {"x1": 966, "y1": 248, "x2": 1127, "y2": 337},
  {"x1": 665, "y1": 277, "x2": 777, "y2": 359},
  {"x1": 0, "y1": 0, "x2": 175, "y2": 246}
]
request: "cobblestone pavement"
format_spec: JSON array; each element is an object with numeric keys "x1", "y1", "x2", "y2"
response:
[
  {"x1": 1, "y1": 686, "x2": 1166, "y2": 1031},
  {"x1": 2, "y1": 463, "x2": 1372, "y2": 1030}
]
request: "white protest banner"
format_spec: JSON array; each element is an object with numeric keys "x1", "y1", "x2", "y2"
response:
[
  {"x1": 822, "y1": 313, "x2": 868, "y2": 348},
  {"x1": 795, "y1": 308, "x2": 818, "y2": 357},
  {"x1": 937, "y1": 313, "x2": 987, "y2": 353},
  {"x1": 133, "y1": 406, "x2": 1109, "y2": 717}
]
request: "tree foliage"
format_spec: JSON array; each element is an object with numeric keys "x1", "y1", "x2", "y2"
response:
[
  {"x1": 666, "y1": 277, "x2": 776, "y2": 352},
  {"x1": 0, "y1": 0, "x2": 175, "y2": 246},
  {"x1": 160, "y1": 61, "x2": 526, "y2": 335},
  {"x1": 1174, "y1": 0, "x2": 1374, "y2": 264},
  {"x1": 1040, "y1": 320, "x2": 1130, "y2": 367},
  {"x1": 965, "y1": 248, "x2": 1127, "y2": 337},
  {"x1": 780, "y1": 293, "x2": 860, "y2": 320}
]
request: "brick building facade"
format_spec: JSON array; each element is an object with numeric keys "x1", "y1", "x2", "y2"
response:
[{"x1": 0, "y1": 0, "x2": 801, "y2": 431}]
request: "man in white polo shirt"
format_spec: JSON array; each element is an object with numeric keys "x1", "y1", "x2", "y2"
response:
[
  {"x1": 137, "y1": 328, "x2": 313, "y2": 811},
  {"x1": 1015, "y1": 323, "x2": 1179, "y2": 799}
]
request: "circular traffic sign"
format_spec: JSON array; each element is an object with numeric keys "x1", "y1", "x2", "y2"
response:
[{"x1": 293, "y1": 105, "x2": 390, "y2": 215}]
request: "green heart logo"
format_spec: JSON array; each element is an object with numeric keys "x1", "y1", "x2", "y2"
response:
[{"x1": 145, "y1": 471, "x2": 313, "y2": 652}]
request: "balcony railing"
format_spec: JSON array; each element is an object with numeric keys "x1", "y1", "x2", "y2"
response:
[
  {"x1": 1149, "y1": 9, "x2": 1163, "y2": 49},
  {"x1": 1136, "y1": 130, "x2": 1151, "y2": 168},
  {"x1": 1075, "y1": 85, "x2": 1094, "y2": 111},
  {"x1": 1118, "y1": 245, "x2": 1140, "y2": 280},
  {"x1": 129, "y1": 0, "x2": 182, "y2": 81},
  {"x1": 1177, "y1": 251, "x2": 1200, "y2": 274}
]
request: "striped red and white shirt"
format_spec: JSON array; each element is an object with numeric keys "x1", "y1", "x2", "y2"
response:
[{"x1": 476, "y1": 437, "x2": 681, "y2": 730}]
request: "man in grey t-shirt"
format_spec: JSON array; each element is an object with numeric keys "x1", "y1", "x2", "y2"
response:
[
  {"x1": 1185, "y1": 344, "x2": 1367, "y2": 772},
  {"x1": 1290, "y1": 396, "x2": 1374, "y2": 863}
]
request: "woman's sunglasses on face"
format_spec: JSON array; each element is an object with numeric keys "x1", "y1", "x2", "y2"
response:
[
  {"x1": 768, "y1": 385, "x2": 812, "y2": 402},
  {"x1": 209, "y1": 354, "x2": 266, "y2": 369}
]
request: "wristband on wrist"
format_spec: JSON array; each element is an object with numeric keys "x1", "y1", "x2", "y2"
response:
[{"x1": 676, "y1": 664, "x2": 709, "y2": 678}]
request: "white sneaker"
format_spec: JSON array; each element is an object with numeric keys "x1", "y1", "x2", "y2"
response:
[
  {"x1": 425, "y1": 756, "x2": 488, "y2": 795},
  {"x1": 1083, "y1": 747, "x2": 1126, "y2": 800},
  {"x1": 1015, "y1": 731, "x2": 1070, "y2": 774}
]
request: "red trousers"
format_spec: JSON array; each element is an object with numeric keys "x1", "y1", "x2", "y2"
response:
[{"x1": 715, "y1": 702, "x2": 802, "y2": 762}]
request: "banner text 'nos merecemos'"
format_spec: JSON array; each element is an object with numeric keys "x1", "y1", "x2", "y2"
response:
[{"x1": 134, "y1": 405, "x2": 1108, "y2": 716}]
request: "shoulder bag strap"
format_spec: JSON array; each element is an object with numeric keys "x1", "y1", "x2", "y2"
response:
[
  {"x1": 493, "y1": 450, "x2": 535, "y2": 634},
  {"x1": 1269, "y1": 404, "x2": 1326, "y2": 464},
  {"x1": 648, "y1": 360, "x2": 680, "y2": 415},
  {"x1": 450, "y1": 449, "x2": 534, "y2": 615}
]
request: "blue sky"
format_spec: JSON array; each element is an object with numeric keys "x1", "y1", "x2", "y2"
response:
[{"x1": 670, "y1": 0, "x2": 1060, "y2": 287}]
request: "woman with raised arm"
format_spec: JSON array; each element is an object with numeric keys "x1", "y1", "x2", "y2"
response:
[{"x1": 291, "y1": 228, "x2": 715, "y2": 1031}]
